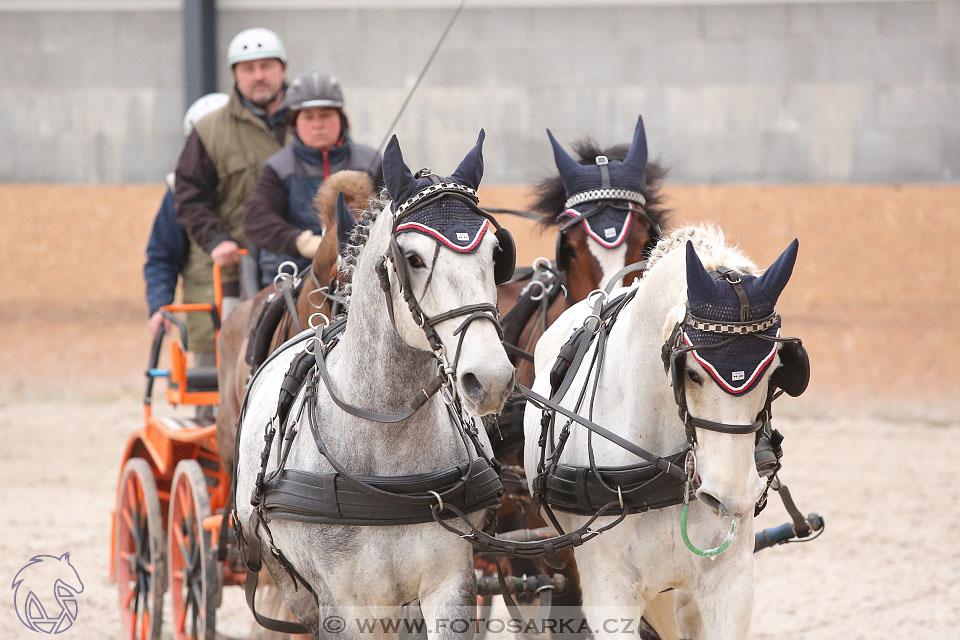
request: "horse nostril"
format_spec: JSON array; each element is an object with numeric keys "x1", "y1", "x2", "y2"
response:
[{"x1": 460, "y1": 372, "x2": 485, "y2": 402}]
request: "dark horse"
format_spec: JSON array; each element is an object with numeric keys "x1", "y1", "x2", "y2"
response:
[{"x1": 490, "y1": 115, "x2": 673, "y2": 638}]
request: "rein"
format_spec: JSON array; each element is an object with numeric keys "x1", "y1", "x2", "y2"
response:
[
  {"x1": 521, "y1": 266, "x2": 807, "y2": 556},
  {"x1": 234, "y1": 186, "x2": 512, "y2": 632}
]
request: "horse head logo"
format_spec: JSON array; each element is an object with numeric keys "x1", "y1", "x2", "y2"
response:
[{"x1": 11, "y1": 553, "x2": 84, "y2": 634}]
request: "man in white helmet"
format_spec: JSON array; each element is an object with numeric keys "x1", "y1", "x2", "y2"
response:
[{"x1": 173, "y1": 27, "x2": 291, "y2": 355}]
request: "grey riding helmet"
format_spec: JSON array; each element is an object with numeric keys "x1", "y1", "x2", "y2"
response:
[{"x1": 284, "y1": 72, "x2": 344, "y2": 111}]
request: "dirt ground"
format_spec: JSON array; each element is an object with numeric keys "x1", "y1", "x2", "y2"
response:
[
  {"x1": 0, "y1": 400, "x2": 956, "y2": 639},
  {"x1": 1, "y1": 184, "x2": 958, "y2": 638}
]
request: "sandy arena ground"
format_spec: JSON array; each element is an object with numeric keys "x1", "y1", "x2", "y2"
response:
[
  {"x1": 0, "y1": 399, "x2": 957, "y2": 639},
  {"x1": 1, "y1": 184, "x2": 958, "y2": 638}
]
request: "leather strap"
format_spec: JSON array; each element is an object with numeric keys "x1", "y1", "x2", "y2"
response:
[
  {"x1": 519, "y1": 384, "x2": 687, "y2": 481},
  {"x1": 281, "y1": 277, "x2": 304, "y2": 333},
  {"x1": 315, "y1": 339, "x2": 445, "y2": 423},
  {"x1": 775, "y1": 480, "x2": 811, "y2": 538},
  {"x1": 240, "y1": 515, "x2": 313, "y2": 635},
  {"x1": 603, "y1": 260, "x2": 648, "y2": 294}
]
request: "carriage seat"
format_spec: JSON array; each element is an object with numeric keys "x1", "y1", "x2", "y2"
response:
[{"x1": 168, "y1": 366, "x2": 219, "y2": 393}]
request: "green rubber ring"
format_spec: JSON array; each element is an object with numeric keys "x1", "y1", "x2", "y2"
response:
[{"x1": 681, "y1": 503, "x2": 740, "y2": 557}]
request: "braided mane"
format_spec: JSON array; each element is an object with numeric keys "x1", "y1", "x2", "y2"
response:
[
  {"x1": 530, "y1": 138, "x2": 669, "y2": 229},
  {"x1": 644, "y1": 224, "x2": 758, "y2": 275},
  {"x1": 338, "y1": 188, "x2": 391, "y2": 305}
]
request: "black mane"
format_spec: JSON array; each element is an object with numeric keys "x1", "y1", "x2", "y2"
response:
[{"x1": 530, "y1": 138, "x2": 668, "y2": 229}]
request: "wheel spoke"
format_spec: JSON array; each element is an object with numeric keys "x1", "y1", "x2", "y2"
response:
[
  {"x1": 121, "y1": 504, "x2": 136, "y2": 533},
  {"x1": 177, "y1": 482, "x2": 192, "y2": 519}
]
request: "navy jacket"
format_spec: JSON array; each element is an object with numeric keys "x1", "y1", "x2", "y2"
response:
[
  {"x1": 144, "y1": 187, "x2": 189, "y2": 316},
  {"x1": 244, "y1": 135, "x2": 381, "y2": 287}
]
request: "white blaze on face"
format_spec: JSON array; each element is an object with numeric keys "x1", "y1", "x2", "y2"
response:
[{"x1": 587, "y1": 239, "x2": 629, "y2": 291}]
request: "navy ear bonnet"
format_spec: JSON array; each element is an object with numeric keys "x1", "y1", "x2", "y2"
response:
[
  {"x1": 552, "y1": 115, "x2": 648, "y2": 249},
  {"x1": 683, "y1": 240, "x2": 798, "y2": 396},
  {"x1": 383, "y1": 130, "x2": 490, "y2": 253}
]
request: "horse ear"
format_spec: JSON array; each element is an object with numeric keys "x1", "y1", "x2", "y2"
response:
[
  {"x1": 624, "y1": 115, "x2": 648, "y2": 171},
  {"x1": 383, "y1": 135, "x2": 417, "y2": 208},
  {"x1": 59, "y1": 552, "x2": 71, "y2": 562},
  {"x1": 335, "y1": 192, "x2": 357, "y2": 255},
  {"x1": 758, "y1": 239, "x2": 799, "y2": 303},
  {"x1": 547, "y1": 129, "x2": 581, "y2": 183},
  {"x1": 449, "y1": 129, "x2": 485, "y2": 190},
  {"x1": 686, "y1": 241, "x2": 719, "y2": 308}
]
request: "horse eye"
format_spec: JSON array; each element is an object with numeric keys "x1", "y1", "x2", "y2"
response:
[
  {"x1": 406, "y1": 254, "x2": 426, "y2": 269},
  {"x1": 687, "y1": 370, "x2": 702, "y2": 385}
]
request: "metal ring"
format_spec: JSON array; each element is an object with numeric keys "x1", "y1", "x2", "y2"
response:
[
  {"x1": 586, "y1": 289, "x2": 608, "y2": 308},
  {"x1": 532, "y1": 256, "x2": 551, "y2": 272},
  {"x1": 522, "y1": 279, "x2": 546, "y2": 302},
  {"x1": 583, "y1": 314, "x2": 603, "y2": 332},
  {"x1": 307, "y1": 287, "x2": 328, "y2": 309},
  {"x1": 308, "y1": 312, "x2": 330, "y2": 330},
  {"x1": 303, "y1": 337, "x2": 317, "y2": 355},
  {"x1": 275, "y1": 260, "x2": 298, "y2": 281},
  {"x1": 684, "y1": 449, "x2": 698, "y2": 480},
  {"x1": 440, "y1": 380, "x2": 457, "y2": 406},
  {"x1": 428, "y1": 490, "x2": 444, "y2": 511}
]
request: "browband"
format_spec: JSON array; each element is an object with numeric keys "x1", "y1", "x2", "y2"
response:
[
  {"x1": 685, "y1": 312, "x2": 780, "y2": 335},
  {"x1": 564, "y1": 187, "x2": 646, "y2": 210}
]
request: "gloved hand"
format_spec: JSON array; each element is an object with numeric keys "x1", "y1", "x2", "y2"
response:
[{"x1": 295, "y1": 229, "x2": 322, "y2": 258}]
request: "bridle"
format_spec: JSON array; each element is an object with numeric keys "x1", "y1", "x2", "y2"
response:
[
  {"x1": 660, "y1": 269, "x2": 806, "y2": 448},
  {"x1": 306, "y1": 171, "x2": 516, "y2": 419},
  {"x1": 553, "y1": 158, "x2": 662, "y2": 299}
]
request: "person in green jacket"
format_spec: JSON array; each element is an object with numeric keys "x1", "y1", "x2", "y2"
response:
[{"x1": 173, "y1": 27, "x2": 291, "y2": 360}]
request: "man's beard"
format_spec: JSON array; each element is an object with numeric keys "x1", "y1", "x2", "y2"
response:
[{"x1": 249, "y1": 85, "x2": 282, "y2": 109}]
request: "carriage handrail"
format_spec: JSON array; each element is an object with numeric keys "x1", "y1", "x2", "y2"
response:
[{"x1": 754, "y1": 513, "x2": 824, "y2": 552}]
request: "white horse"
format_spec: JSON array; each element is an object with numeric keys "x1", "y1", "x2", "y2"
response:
[
  {"x1": 523, "y1": 226, "x2": 800, "y2": 639},
  {"x1": 235, "y1": 132, "x2": 515, "y2": 639}
]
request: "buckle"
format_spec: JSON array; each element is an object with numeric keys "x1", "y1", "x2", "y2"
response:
[{"x1": 595, "y1": 155, "x2": 608, "y2": 165}]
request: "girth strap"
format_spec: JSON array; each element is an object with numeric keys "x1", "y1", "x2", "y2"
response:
[{"x1": 259, "y1": 459, "x2": 502, "y2": 526}]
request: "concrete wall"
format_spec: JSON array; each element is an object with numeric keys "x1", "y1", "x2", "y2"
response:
[{"x1": 1, "y1": 0, "x2": 957, "y2": 183}]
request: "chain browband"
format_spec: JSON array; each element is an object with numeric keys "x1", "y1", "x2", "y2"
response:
[
  {"x1": 685, "y1": 312, "x2": 780, "y2": 335},
  {"x1": 563, "y1": 187, "x2": 646, "y2": 210}
]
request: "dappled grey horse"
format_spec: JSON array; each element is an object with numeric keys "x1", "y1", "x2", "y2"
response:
[{"x1": 234, "y1": 131, "x2": 517, "y2": 639}]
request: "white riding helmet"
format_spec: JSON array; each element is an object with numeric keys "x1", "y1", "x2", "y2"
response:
[
  {"x1": 182, "y1": 92, "x2": 230, "y2": 137},
  {"x1": 227, "y1": 27, "x2": 287, "y2": 67}
]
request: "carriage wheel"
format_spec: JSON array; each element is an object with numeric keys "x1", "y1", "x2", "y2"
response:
[
  {"x1": 115, "y1": 457, "x2": 166, "y2": 640},
  {"x1": 168, "y1": 460, "x2": 217, "y2": 640}
]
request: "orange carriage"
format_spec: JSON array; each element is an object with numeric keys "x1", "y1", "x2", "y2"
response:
[{"x1": 109, "y1": 265, "x2": 242, "y2": 640}]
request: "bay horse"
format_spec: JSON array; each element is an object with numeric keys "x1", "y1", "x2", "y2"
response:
[
  {"x1": 215, "y1": 171, "x2": 370, "y2": 477},
  {"x1": 491, "y1": 115, "x2": 672, "y2": 637},
  {"x1": 523, "y1": 226, "x2": 802, "y2": 639},
  {"x1": 233, "y1": 132, "x2": 515, "y2": 638}
]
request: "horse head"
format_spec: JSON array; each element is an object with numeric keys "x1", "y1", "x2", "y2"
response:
[
  {"x1": 534, "y1": 115, "x2": 667, "y2": 301},
  {"x1": 381, "y1": 131, "x2": 515, "y2": 416},
  {"x1": 667, "y1": 238, "x2": 800, "y2": 518}
]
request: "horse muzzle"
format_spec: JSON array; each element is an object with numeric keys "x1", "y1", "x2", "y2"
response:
[{"x1": 458, "y1": 363, "x2": 515, "y2": 416}]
